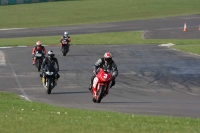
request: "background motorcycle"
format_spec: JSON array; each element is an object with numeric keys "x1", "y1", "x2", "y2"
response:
[
  {"x1": 61, "y1": 40, "x2": 69, "y2": 56},
  {"x1": 41, "y1": 64, "x2": 57, "y2": 94},
  {"x1": 91, "y1": 68, "x2": 113, "y2": 103},
  {"x1": 34, "y1": 50, "x2": 44, "y2": 71}
]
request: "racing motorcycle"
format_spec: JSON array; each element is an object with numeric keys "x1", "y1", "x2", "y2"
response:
[
  {"x1": 61, "y1": 39, "x2": 69, "y2": 56},
  {"x1": 34, "y1": 50, "x2": 44, "y2": 71},
  {"x1": 91, "y1": 68, "x2": 113, "y2": 103},
  {"x1": 41, "y1": 64, "x2": 57, "y2": 94}
]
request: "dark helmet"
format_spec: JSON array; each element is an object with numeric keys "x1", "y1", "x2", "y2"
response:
[
  {"x1": 104, "y1": 52, "x2": 112, "y2": 63},
  {"x1": 47, "y1": 50, "x2": 55, "y2": 59}
]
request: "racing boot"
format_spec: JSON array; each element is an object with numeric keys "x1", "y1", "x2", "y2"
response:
[
  {"x1": 110, "y1": 80, "x2": 115, "y2": 88},
  {"x1": 54, "y1": 79, "x2": 57, "y2": 86},
  {"x1": 60, "y1": 44, "x2": 63, "y2": 51},
  {"x1": 89, "y1": 75, "x2": 95, "y2": 92},
  {"x1": 88, "y1": 84, "x2": 92, "y2": 92},
  {"x1": 33, "y1": 58, "x2": 36, "y2": 65}
]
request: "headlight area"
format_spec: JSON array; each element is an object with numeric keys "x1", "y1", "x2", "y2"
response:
[{"x1": 46, "y1": 71, "x2": 54, "y2": 75}]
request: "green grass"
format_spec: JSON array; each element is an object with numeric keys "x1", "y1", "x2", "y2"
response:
[
  {"x1": 1, "y1": 1, "x2": 200, "y2": 132},
  {"x1": 0, "y1": 92, "x2": 200, "y2": 133},
  {"x1": 0, "y1": 31, "x2": 199, "y2": 45},
  {"x1": 173, "y1": 45, "x2": 200, "y2": 55},
  {"x1": 0, "y1": 0, "x2": 200, "y2": 28},
  {"x1": 0, "y1": 31, "x2": 200, "y2": 56}
]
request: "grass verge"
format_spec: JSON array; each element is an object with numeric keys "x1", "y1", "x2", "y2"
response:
[
  {"x1": 0, "y1": 92, "x2": 200, "y2": 133},
  {"x1": 172, "y1": 45, "x2": 200, "y2": 55},
  {"x1": 0, "y1": 31, "x2": 200, "y2": 56},
  {"x1": 1, "y1": 31, "x2": 200, "y2": 46},
  {"x1": 0, "y1": 0, "x2": 200, "y2": 28}
]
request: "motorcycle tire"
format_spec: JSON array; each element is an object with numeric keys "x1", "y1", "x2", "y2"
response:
[
  {"x1": 38, "y1": 61, "x2": 41, "y2": 72},
  {"x1": 97, "y1": 85, "x2": 104, "y2": 103},
  {"x1": 63, "y1": 49, "x2": 67, "y2": 56},
  {"x1": 92, "y1": 98, "x2": 97, "y2": 103},
  {"x1": 46, "y1": 79, "x2": 52, "y2": 94}
]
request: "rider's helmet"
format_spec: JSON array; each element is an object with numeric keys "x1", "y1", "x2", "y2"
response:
[
  {"x1": 64, "y1": 31, "x2": 69, "y2": 37},
  {"x1": 48, "y1": 50, "x2": 55, "y2": 60},
  {"x1": 104, "y1": 52, "x2": 112, "y2": 63},
  {"x1": 36, "y1": 41, "x2": 42, "y2": 48}
]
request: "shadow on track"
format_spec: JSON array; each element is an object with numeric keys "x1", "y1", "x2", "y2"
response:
[
  {"x1": 102, "y1": 102, "x2": 152, "y2": 104},
  {"x1": 52, "y1": 91, "x2": 89, "y2": 95}
]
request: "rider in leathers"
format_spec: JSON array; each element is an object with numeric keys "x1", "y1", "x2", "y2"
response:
[
  {"x1": 32, "y1": 41, "x2": 46, "y2": 65},
  {"x1": 40, "y1": 50, "x2": 60, "y2": 83},
  {"x1": 60, "y1": 31, "x2": 71, "y2": 50},
  {"x1": 88, "y1": 52, "x2": 118, "y2": 91}
]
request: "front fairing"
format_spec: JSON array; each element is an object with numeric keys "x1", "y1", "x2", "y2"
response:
[
  {"x1": 43, "y1": 64, "x2": 56, "y2": 77},
  {"x1": 92, "y1": 68, "x2": 112, "y2": 93},
  {"x1": 96, "y1": 68, "x2": 112, "y2": 82},
  {"x1": 62, "y1": 39, "x2": 69, "y2": 45}
]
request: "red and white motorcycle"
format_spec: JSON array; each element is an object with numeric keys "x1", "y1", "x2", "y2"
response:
[{"x1": 91, "y1": 68, "x2": 113, "y2": 103}]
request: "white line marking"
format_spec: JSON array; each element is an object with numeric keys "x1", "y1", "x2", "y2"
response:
[
  {"x1": 0, "y1": 51, "x2": 6, "y2": 66},
  {"x1": 16, "y1": 46, "x2": 27, "y2": 47},
  {"x1": 0, "y1": 47, "x2": 13, "y2": 49},
  {"x1": 0, "y1": 28, "x2": 26, "y2": 30},
  {"x1": 142, "y1": 30, "x2": 147, "y2": 39},
  {"x1": 20, "y1": 95, "x2": 31, "y2": 101},
  {"x1": 6, "y1": 55, "x2": 31, "y2": 101},
  {"x1": 158, "y1": 43, "x2": 175, "y2": 47}
]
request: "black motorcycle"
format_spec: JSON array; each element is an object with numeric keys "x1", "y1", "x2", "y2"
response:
[
  {"x1": 61, "y1": 40, "x2": 69, "y2": 56},
  {"x1": 41, "y1": 64, "x2": 58, "y2": 94},
  {"x1": 34, "y1": 50, "x2": 44, "y2": 71}
]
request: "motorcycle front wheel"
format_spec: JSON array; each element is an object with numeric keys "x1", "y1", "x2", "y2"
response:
[
  {"x1": 46, "y1": 78, "x2": 52, "y2": 94},
  {"x1": 37, "y1": 60, "x2": 41, "y2": 72},
  {"x1": 96, "y1": 85, "x2": 105, "y2": 103},
  {"x1": 62, "y1": 46, "x2": 69, "y2": 56}
]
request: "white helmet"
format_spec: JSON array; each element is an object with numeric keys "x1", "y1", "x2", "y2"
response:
[
  {"x1": 64, "y1": 31, "x2": 68, "y2": 37},
  {"x1": 36, "y1": 41, "x2": 42, "y2": 46},
  {"x1": 104, "y1": 52, "x2": 112, "y2": 63},
  {"x1": 48, "y1": 50, "x2": 55, "y2": 59}
]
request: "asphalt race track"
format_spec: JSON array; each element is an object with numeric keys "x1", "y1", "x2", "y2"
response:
[{"x1": 0, "y1": 14, "x2": 200, "y2": 118}]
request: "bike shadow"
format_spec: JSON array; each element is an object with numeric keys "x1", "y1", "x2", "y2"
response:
[
  {"x1": 102, "y1": 101, "x2": 152, "y2": 104},
  {"x1": 65, "y1": 54, "x2": 91, "y2": 57},
  {"x1": 59, "y1": 70, "x2": 70, "y2": 72},
  {"x1": 52, "y1": 91, "x2": 89, "y2": 95}
]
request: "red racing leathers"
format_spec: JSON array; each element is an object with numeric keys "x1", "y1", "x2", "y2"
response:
[{"x1": 32, "y1": 46, "x2": 46, "y2": 64}]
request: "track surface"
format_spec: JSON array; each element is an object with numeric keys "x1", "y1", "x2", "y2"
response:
[{"x1": 1, "y1": 14, "x2": 200, "y2": 118}]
